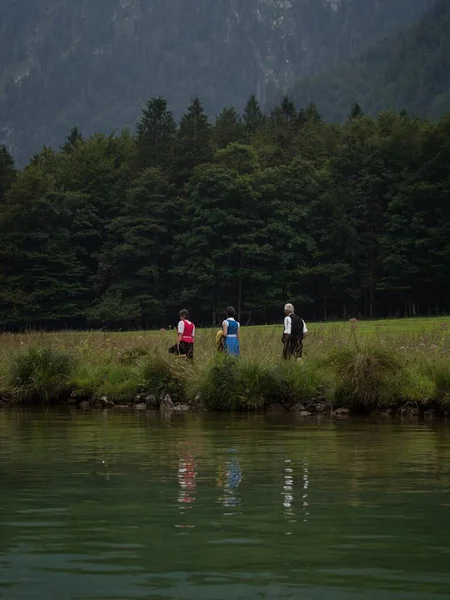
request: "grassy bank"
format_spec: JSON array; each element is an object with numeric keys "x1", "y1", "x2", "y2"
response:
[{"x1": 1, "y1": 318, "x2": 450, "y2": 415}]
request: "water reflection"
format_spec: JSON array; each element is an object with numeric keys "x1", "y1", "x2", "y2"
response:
[
  {"x1": 217, "y1": 449, "x2": 242, "y2": 512},
  {"x1": 302, "y1": 458, "x2": 310, "y2": 522},
  {"x1": 2, "y1": 411, "x2": 450, "y2": 600},
  {"x1": 282, "y1": 458, "x2": 309, "y2": 532},
  {"x1": 177, "y1": 444, "x2": 197, "y2": 528}
]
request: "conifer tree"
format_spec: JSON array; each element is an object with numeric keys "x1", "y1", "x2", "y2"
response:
[
  {"x1": 214, "y1": 107, "x2": 243, "y2": 149},
  {"x1": 91, "y1": 168, "x2": 173, "y2": 325},
  {"x1": 0, "y1": 144, "x2": 16, "y2": 203},
  {"x1": 136, "y1": 96, "x2": 177, "y2": 171},
  {"x1": 61, "y1": 127, "x2": 84, "y2": 154},
  {"x1": 173, "y1": 97, "x2": 213, "y2": 183},
  {"x1": 243, "y1": 94, "x2": 264, "y2": 134},
  {"x1": 0, "y1": 164, "x2": 89, "y2": 327}
]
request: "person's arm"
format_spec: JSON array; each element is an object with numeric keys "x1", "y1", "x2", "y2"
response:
[
  {"x1": 222, "y1": 320, "x2": 228, "y2": 337},
  {"x1": 303, "y1": 321, "x2": 309, "y2": 338},
  {"x1": 282, "y1": 316, "x2": 291, "y2": 343},
  {"x1": 237, "y1": 322, "x2": 240, "y2": 340},
  {"x1": 177, "y1": 321, "x2": 184, "y2": 346},
  {"x1": 192, "y1": 325, "x2": 196, "y2": 339}
]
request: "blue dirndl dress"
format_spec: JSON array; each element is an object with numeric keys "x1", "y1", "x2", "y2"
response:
[{"x1": 224, "y1": 319, "x2": 240, "y2": 356}]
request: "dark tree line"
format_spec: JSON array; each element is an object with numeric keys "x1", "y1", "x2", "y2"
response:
[{"x1": 1, "y1": 95, "x2": 450, "y2": 330}]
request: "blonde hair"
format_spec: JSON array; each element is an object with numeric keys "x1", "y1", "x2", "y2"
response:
[{"x1": 284, "y1": 303, "x2": 294, "y2": 313}]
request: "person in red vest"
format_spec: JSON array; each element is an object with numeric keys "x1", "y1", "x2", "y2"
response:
[{"x1": 169, "y1": 309, "x2": 195, "y2": 360}]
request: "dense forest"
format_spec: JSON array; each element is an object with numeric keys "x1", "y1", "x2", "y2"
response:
[
  {"x1": 0, "y1": 0, "x2": 432, "y2": 165},
  {"x1": 1, "y1": 95, "x2": 450, "y2": 330},
  {"x1": 289, "y1": 0, "x2": 450, "y2": 120}
]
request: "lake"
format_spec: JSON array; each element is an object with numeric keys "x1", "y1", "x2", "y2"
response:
[{"x1": 0, "y1": 410, "x2": 449, "y2": 599}]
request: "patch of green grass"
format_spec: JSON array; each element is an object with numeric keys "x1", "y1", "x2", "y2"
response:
[
  {"x1": 326, "y1": 344, "x2": 403, "y2": 410},
  {"x1": 190, "y1": 355, "x2": 285, "y2": 411},
  {"x1": 279, "y1": 359, "x2": 325, "y2": 406},
  {"x1": 425, "y1": 359, "x2": 450, "y2": 405},
  {"x1": 8, "y1": 346, "x2": 75, "y2": 403},
  {"x1": 134, "y1": 353, "x2": 187, "y2": 402},
  {"x1": 2, "y1": 318, "x2": 450, "y2": 411},
  {"x1": 118, "y1": 346, "x2": 150, "y2": 365},
  {"x1": 399, "y1": 368, "x2": 434, "y2": 403},
  {"x1": 95, "y1": 365, "x2": 139, "y2": 403}
]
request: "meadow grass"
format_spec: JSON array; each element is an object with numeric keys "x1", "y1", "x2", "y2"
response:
[{"x1": 1, "y1": 317, "x2": 450, "y2": 411}]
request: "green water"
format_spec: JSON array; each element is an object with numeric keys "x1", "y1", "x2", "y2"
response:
[{"x1": 1, "y1": 411, "x2": 450, "y2": 599}]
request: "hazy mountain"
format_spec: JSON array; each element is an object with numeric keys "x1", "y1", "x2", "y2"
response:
[
  {"x1": 288, "y1": 0, "x2": 450, "y2": 120},
  {"x1": 0, "y1": 0, "x2": 431, "y2": 163}
]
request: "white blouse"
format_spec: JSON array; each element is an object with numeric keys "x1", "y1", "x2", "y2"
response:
[{"x1": 284, "y1": 316, "x2": 308, "y2": 335}]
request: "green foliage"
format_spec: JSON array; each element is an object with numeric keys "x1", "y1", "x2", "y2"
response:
[
  {"x1": 135, "y1": 353, "x2": 186, "y2": 402},
  {"x1": 326, "y1": 345, "x2": 403, "y2": 410},
  {"x1": 2, "y1": 76, "x2": 450, "y2": 329},
  {"x1": 95, "y1": 365, "x2": 138, "y2": 403},
  {"x1": 190, "y1": 355, "x2": 284, "y2": 411},
  {"x1": 136, "y1": 97, "x2": 176, "y2": 170},
  {"x1": 280, "y1": 360, "x2": 325, "y2": 406},
  {"x1": 71, "y1": 363, "x2": 138, "y2": 402},
  {"x1": 8, "y1": 347, "x2": 74, "y2": 402},
  {"x1": 118, "y1": 346, "x2": 150, "y2": 366},
  {"x1": 0, "y1": 145, "x2": 16, "y2": 202},
  {"x1": 425, "y1": 360, "x2": 450, "y2": 405}
]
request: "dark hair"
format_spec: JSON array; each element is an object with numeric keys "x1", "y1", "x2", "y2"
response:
[
  {"x1": 225, "y1": 306, "x2": 236, "y2": 318},
  {"x1": 179, "y1": 309, "x2": 190, "y2": 319}
]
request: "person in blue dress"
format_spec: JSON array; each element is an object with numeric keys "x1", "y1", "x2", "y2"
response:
[{"x1": 222, "y1": 306, "x2": 240, "y2": 356}]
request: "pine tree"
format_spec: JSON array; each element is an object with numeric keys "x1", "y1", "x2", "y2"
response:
[
  {"x1": 0, "y1": 145, "x2": 16, "y2": 203},
  {"x1": 90, "y1": 168, "x2": 173, "y2": 326},
  {"x1": 173, "y1": 97, "x2": 213, "y2": 184},
  {"x1": 61, "y1": 127, "x2": 84, "y2": 153},
  {"x1": 349, "y1": 102, "x2": 364, "y2": 120},
  {"x1": 243, "y1": 94, "x2": 264, "y2": 135},
  {"x1": 0, "y1": 164, "x2": 89, "y2": 327},
  {"x1": 214, "y1": 107, "x2": 243, "y2": 149},
  {"x1": 280, "y1": 95, "x2": 297, "y2": 120},
  {"x1": 136, "y1": 96, "x2": 177, "y2": 171}
]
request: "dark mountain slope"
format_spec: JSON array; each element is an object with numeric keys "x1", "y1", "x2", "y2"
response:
[
  {"x1": 0, "y1": 0, "x2": 431, "y2": 163},
  {"x1": 288, "y1": 0, "x2": 450, "y2": 120}
]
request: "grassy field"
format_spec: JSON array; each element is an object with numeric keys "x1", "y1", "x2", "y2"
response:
[{"x1": 1, "y1": 317, "x2": 450, "y2": 413}]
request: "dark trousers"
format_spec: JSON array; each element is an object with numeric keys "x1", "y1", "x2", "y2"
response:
[
  {"x1": 169, "y1": 342, "x2": 194, "y2": 360},
  {"x1": 283, "y1": 337, "x2": 303, "y2": 360}
]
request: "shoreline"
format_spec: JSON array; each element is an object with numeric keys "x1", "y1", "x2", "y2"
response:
[
  {"x1": 1, "y1": 322, "x2": 450, "y2": 416},
  {"x1": 0, "y1": 393, "x2": 446, "y2": 419}
]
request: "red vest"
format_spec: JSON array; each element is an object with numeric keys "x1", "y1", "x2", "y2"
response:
[{"x1": 181, "y1": 320, "x2": 195, "y2": 343}]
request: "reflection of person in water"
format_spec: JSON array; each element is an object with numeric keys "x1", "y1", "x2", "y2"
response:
[
  {"x1": 217, "y1": 450, "x2": 242, "y2": 508},
  {"x1": 178, "y1": 452, "x2": 196, "y2": 507}
]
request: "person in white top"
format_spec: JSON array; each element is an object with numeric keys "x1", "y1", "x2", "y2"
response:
[
  {"x1": 282, "y1": 303, "x2": 308, "y2": 360},
  {"x1": 168, "y1": 309, "x2": 195, "y2": 360}
]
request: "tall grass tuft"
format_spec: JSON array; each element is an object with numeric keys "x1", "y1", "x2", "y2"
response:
[
  {"x1": 279, "y1": 360, "x2": 325, "y2": 406},
  {"x1": 95, "y1": 364, "x2": 138, "y2": 402},
  {"x1": 8, "y1": 347, "x2": 75, "y2": 403},
  {"x1": 189, "y1": 355, "x2": 284, "y2": 411},
  {"x1": 326, "y1": 344, "x2": 403, "y2": 411},
  {"x1": 72, "y1": 363, "x2": 138, "y2": 402},
  {"x1": 135, "y1": 353, "x2": 187, "y2": 402},
  {"x1": 426, "y1": 359, "x2": 450, "y2": 405}
]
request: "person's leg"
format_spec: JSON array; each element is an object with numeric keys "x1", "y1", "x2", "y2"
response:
[
  {"x1": 179, "y1": 342, "x2": 194, "y2": 360},
  {"x1": 293, "y1": 342, "x2": 304, "y2": 362},
  {"x1": 282, "y1": 342, "x2": 292, "y2": 360}
]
